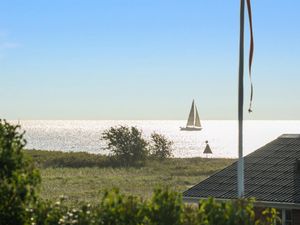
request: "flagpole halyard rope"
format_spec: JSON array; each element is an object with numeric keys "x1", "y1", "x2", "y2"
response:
[{"x1": 246, "y1": 0, "x2": 254, "y2": 113}]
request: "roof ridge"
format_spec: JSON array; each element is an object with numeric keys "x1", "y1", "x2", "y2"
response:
[{"x1": 279, "y1": 134, "x2": 300, "y2": 139}]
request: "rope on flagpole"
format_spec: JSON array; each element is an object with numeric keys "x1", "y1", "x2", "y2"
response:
[{"x1": 246, "y1": 0, "x2": 254, "y2": 113}]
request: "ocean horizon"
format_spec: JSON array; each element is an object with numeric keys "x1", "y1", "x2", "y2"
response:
[{"x1": 11, "y1": 120, "x2": 300, "y2": 158}]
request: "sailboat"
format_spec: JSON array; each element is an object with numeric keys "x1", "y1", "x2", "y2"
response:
[{"x1": 180, "y1": 100, "x2": 202, "y2": 131}]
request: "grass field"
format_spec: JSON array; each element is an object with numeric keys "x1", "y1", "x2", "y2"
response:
[{"x1": 25, "y1": 150, "x2": 235, "y2": 205}]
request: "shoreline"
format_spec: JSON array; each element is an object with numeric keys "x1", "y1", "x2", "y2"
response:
[{"x1": 25, "y1": 149, "x2": 236, "y2": 168}]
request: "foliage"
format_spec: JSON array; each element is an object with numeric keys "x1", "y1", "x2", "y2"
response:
[
  {"x1": 96, "y1": 188, "x2": 146, "y2": 225},
  {"x1": 26, "y1": 188, "x2": 278, "y2": 225},
  {"x1": 0, "y1": 119, "x2": 41, "y2": 225},
  {"x1": 101, "y1": 126, "x2": 175, "y2": 165},
  {"x1": 102, "y1": 126, "x2": 149, "y2": 166},
  {"x1": 197, "y1": 197, "x2": 256, "y2": 225},
  {"x1": 30, "y1": 196, "x2": 95, "y2": 225},
  {"x1": 147, "y1": 188, "x2": 183, "y2": 225},
  {"x1": 25, "y1": 150, "x2": 114, "y2": 168},
  {"x1": 150, "y1": 132, "x2": 173, "y2": 159},
  {"x1": 257, "y1": 208, "x2": 281, "y2": 225}
]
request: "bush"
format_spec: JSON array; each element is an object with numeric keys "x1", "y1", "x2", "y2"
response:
[
  {"x1": 102, "y1": 126, "x2": 175, "y2": 165},
  {"x1": 96, "y1": 188, "x2": 146, "y2": 225},
  {"x1": 197, "y1": 197, "x2": 256, "y2": 225},
  {"x1": 28, "y1": 188, "x2": 279, "y2": 225},
  {"x1": 0, "y1": 119, "x2": 41, "y2": 225},
  {"x1": 150, "y1": 132, "x2": 173, "y2": 159},
  {"x1": 31, "y1": 196, "x2": 95, "y2": 225},
  {"x1": 147, "y1": 188, "x2": 183, "y2": 225},
  {"x1": 102, "y1": 126, "x2": 149, "y2": 166}
]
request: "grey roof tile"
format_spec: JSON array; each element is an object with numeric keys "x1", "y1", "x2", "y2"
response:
[{"x1": 183, "y1": 134, "x2": 300, "y2": 204}]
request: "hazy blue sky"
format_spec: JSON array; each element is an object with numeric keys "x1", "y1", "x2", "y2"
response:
[{"x1": 0, "y1": 0, "x2": 300, "y2": 120}]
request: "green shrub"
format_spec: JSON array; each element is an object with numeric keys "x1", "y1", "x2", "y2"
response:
[
  {"x1": 197, "y1": 197, "x2": 255, "y2": 225},
  {"x1": 28, "y1": 188, "x2": 278, "y2": 225},
  {"x1": 147, "y1": 188, "x2": 183, "y2": 225},
  {"x1": 150, "y1": 132, "x2": 173, "y2": 159},
  {"x1": 258, "y1": 208, "x2": 280, "y2": 225},
  {"x1": 0, "y1": 119, "x2": 41, "y2": 225},
  {"x1": 31, "y1": 196, "x2": 95, "y2": 225},
  {"x1": 196, "y1": 197, "x2": 279, "y2": 225},
  {"x1": 102, "y1": 126, "x2": 149, "y2": 166},
  {"x1": 101, "y1": 126, "x2": 176, "y2": 165},
  {"x1": 96, "y1": 188, "x2": 146, "y2": 225}
]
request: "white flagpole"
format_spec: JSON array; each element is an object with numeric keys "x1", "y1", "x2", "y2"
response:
[{"x1": 238, "y1": 0, "x2": 245, "y2": 198}]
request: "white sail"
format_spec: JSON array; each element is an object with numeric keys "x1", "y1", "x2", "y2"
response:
[
  {"x1": 195, "y1": 106, "x2": 201, "y2": 127},
  {"x1": 186, "y1": 100, "x2": 195, "y2": 127},
  {"x1": 181, "y1": 100, "x2": 202, "y2": 131}
]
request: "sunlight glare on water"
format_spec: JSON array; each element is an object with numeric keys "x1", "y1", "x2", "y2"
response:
[{"x1": 12, "y1": 120, "x2": 300, "y2": 158}]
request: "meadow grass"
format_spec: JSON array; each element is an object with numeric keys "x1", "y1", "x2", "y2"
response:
[{"x1": 25, "y1": 150, "x2": 235, "y2": 205}]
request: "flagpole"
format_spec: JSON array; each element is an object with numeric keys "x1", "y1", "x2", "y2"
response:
[{"x1": 238, "y1": 0, "x2": 245, "y2": 198}]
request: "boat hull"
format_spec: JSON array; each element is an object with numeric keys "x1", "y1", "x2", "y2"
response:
[{"x1": 180, "y1": 127, "x2": 202, "y2": 131}]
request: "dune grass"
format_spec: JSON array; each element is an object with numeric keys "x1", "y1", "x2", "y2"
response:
[{"x1": 25, "y1": 150, "x2": 235, "y2": 205}]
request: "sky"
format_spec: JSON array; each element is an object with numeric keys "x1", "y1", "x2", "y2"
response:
[{"x1": 0, "y1": 0, "x2": 300, "y2": 120}]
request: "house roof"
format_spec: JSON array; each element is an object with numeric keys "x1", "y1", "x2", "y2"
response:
[{"x1": 183, "y1": 134, "x2": 300, "y2": 205}]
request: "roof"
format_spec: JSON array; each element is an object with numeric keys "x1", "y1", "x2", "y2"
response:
[{"x1": 183, "y1": 134, "x2": 300, "y2": 205}]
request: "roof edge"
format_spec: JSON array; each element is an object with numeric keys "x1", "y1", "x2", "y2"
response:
[
  {"x1": 278, "y1": 134, "x2": 300, "y2": 139},
  {"x1": 183, "y1": 197, "x2": 300, "y2": 209},
  {"x1": 254, "y1": 200, "x2": 300, "y2": 210}
]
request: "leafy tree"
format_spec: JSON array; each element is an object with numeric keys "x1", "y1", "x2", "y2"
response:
[
  {"x1": 150, "y1": 132, "x2": 173, "y2": 159},
  {"x1": 102, "y1": 126, "x2": 149, "y2": 166},
  {"x1": 0, "y1": 119, "x2": 41, "y2": 225}
]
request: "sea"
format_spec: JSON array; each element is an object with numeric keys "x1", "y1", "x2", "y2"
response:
[{"x1": 11, "y1": 120, "x2": 300, "y2": 158}]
